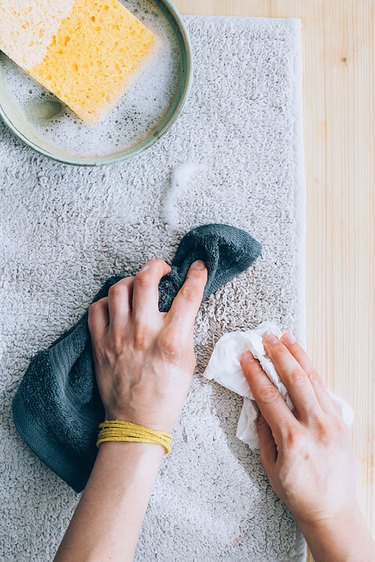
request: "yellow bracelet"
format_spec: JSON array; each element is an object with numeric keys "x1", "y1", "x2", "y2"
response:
[{"x1": 96, "y1": 420, "x2": 173, "y2": 455}]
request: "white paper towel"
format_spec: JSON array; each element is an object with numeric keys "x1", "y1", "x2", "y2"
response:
[{"x1": 204, "y1": 321, "x2": 354, "y2": 449}]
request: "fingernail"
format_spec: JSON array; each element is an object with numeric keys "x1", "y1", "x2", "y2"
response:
[
  {"x1": 263, "y1": 334, "x2": 279, "y2": 345},
  {"x1": 191, "y1": 260, "x2": 205, "y2": 270},
  {"x1": 140, "y1": 265, "x2": 150, "y2": 272},
  {"x1": 281, "y1": 332, "x2": 296, "y2": 345},
  {"x1": 241, "y1": 350, "x2": 255, "y2": 363}
]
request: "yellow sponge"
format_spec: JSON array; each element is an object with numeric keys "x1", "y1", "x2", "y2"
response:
[{"x1": 0, "y1": 0, "x2": 156, "y2": 123}]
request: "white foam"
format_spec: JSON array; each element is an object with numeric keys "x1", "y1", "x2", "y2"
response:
[
  {"x1": 0, "y1": 0, "x2": 181, "y2": 158},
  {"x1": 163, "y1": 163, "x2": 204, "y2": 229}
]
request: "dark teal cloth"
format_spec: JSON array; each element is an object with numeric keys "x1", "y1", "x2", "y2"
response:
[{"x1": 12, "y1": 224, "x2": 261, "y2": 492}]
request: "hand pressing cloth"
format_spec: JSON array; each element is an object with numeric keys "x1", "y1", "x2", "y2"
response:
[
  {"x1": 204, "y1": 321, "x2": 354, "y2": 449},
  {"x1": 12, "y1": 223, "x2": 261, "y2": 493}
]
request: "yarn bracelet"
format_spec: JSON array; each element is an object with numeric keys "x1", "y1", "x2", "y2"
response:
[{"x1": 96, "y1": 420, "x2": 173, "y2": 455}]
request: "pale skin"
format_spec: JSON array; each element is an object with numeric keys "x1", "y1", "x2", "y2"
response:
[{"x1": 54, "y1": 258, "x2": 375, "y2": 562}]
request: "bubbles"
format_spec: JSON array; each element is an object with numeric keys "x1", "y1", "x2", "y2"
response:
[{"x1": 0, "y1": 0, "x2": 181, "y2": 158}]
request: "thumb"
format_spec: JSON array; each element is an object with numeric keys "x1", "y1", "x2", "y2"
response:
[{"x1": 257, "y1": 411, "x2": 277, "y2": 471}]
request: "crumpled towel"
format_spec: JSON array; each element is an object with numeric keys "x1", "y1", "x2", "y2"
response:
[
  {"x1": 12, "y1": 223, "x2": 262, "y2": 493},
  {"x1": 204, "y1": 321, "x2": 354, "y2": 449}
]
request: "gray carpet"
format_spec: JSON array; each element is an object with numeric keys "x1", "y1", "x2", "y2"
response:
[{"x1": 0, "y1": 16, "x2": 306, "y2": 562}]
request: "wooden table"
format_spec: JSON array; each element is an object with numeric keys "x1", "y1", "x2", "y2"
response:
[{"x1": 175, "y1": 0, "x2": 375, "y2": 555}]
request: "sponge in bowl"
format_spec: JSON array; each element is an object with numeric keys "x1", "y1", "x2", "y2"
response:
[{"x1": 0, "y1": 0, "x2": 156, "y2": 123}]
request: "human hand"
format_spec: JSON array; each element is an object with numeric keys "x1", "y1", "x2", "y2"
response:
[
  {"x1": 240, "y1": 335, "x2": 375, "y2": 562},
  {"x1": 57, "y1": 258, "x2": 207, "y2": 562},
  {"x1": 88, "y1": 258, "x2": 207, "y2": 432},
  {"x1": 240, "y1": 334, "x2": 357, "y2": 525}
]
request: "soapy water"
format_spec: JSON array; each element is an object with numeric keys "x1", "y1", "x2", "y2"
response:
[{"x1": 0, "y1": 0, "x2": 181, "y2": 158}]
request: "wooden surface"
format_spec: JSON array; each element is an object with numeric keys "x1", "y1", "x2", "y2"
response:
[{"x1": 175, "y1": 0, "x2": 375, "y2": 556}]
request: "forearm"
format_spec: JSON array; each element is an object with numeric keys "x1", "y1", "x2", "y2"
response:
[
  {"x1": 299, "y1": 506, "x2": 375, "y2": 562},
  {"x1": 54, "y1": 442, "x2": 164, "y2": 562}
]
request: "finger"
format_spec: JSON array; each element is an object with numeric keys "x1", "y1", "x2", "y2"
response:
[
  {"x1": 107, "y1": 277, "x2": 134, "y2": 333},
  {"x1": 132, "y1": 259, "x2": 171, "y2": 322},
  {"x1": 280, "y1": 332, "x2": 339, "y2": 416},
  {"x1": 240, "y1": 351, "x2": 299, "y2": 443},
  {"x1": 263, "y1": 335, "x2": 322, "y2": 421},
  {"x1": 257, "y1": 412, "x2": 277, "y2": 470},
  {"x1": 88, "y1": 297, "x2": 109, "y2": 342},
  {"x1": 166, "y1": 260, "x2": 208, "y2": 333}
]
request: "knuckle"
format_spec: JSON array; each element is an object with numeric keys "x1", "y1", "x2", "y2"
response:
[
  {"x1": 151, "y1": 257, "x2": 166, "y2": 268},
  {"x1": 289, "y1": 368, "x2": 308, "y2": 387},
  {"x1": 283, "y1": 427, "x2": 302, "y2": 449},
  {"x1": 180, "y1": 283, "x2": 198, "y2": 302},
  {"x1": 88, "y1": 301, "x2": 99, "y2": 315},
  {"x1": 333, "y1": 416, "x2": 347, "y2": 434},
  {"x1": 135, "y1": 270, "x2": 153, "y2": 289},
  {"x1": 112, "y1": 334, "x2": 124, "y2": 354},
  {"x1": 108, "y1": 283, "x2": 125, "y2": 300},
  {"x1": 319, "y1": 427, "x2": 335, "y2": 445},
  {"x1": 259, "y1": 386, "x2": 280, "y2": 406},
  {"x1": 306, "y1": 368, "x2": 323, "y2": 385},
  {"x1": 312, "y1": 416, "x2": 336, "y2": 442},
  {"x1": 91, "y1": 297, "x2": 106, "y2": 309},
  {"x1": 133, "y1": 326, "x2": 150, "y2": 350},
  {"x1": 88, "y1": 300, "x2": 103, "y2": 323},
  {"x1": 158, "y1": 328, "x2": 181, "y2": 357}
]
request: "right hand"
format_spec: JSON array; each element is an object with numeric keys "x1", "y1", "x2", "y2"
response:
[
  {"x1": 240, "y1": 332, "x2": 357, "y2": 527},
  {"x1": 240, "y1": 334, "x2": 375, "y2": 562}
]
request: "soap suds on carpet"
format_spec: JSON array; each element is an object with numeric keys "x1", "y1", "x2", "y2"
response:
[{"x1": 162, "y1": 163, "x2": 205, "y2": 229}]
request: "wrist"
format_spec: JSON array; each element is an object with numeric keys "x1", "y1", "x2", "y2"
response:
[
  {"x1": 103, "y1": 411, "x2": 174, "y2": 433},
  {"x1": 298, "y1": 505, "x2": 375, "y2": 562},
  {"x1": 298, "y1": 503, "x2": 362, "y2": 534},
  {"x1": 98, "y1": 440, "x2": 165, "y2": 461},
  {"x1": 95, "y1": 441, "x2": 164, "y2": 486}
]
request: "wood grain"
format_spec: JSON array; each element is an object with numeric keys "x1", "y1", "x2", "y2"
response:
[{"x1": 175, "y1": 0, "x2": 375, "y2": 556}]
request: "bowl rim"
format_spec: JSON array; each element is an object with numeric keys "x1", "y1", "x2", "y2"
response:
[{"x1": 0, "y1": 0, "x2": 192, "y2": 167}]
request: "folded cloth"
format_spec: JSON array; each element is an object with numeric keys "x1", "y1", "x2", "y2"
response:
[
  {"x1": 204, "y1": 321, "x2": 354, "y2": 449},
  {"x1": 12, "y1": 223, "x2": 261, "y2": 493}
]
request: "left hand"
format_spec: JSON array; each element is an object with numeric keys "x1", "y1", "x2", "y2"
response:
[{"x1": 88, "y1": 258, "x2": 207, "y2": 432}]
